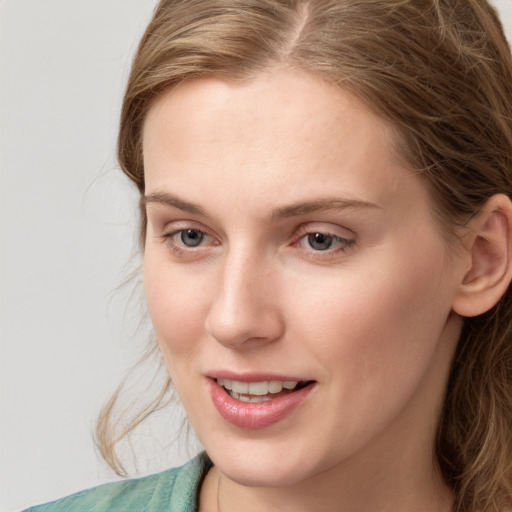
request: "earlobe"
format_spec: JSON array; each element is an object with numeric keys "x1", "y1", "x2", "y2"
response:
[{"x1": 452, "y1": 194, "x2": 512, "y2": 318}]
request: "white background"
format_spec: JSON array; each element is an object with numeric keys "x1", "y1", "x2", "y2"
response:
[{"x1": 1, "y1": 1, "x2": 512, "y2": 511}]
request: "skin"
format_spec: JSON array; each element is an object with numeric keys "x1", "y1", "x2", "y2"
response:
[{"x1": 142, "y1": 69, "x2": 466, "y2": 512}]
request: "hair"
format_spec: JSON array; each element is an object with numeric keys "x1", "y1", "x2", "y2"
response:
[{"x1": 96, "y1": 1, "x2": 512, "y2": 510}]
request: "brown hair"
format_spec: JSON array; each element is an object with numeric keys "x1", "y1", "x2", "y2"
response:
[{"x1": 98, "y1": 1, "x2": 512, "y2": 510}]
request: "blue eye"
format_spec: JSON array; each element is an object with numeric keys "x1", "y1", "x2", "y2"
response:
[
  {"x1": 298, "y1": 230, "x2": 353, "y2": 253},
  {"x1": 159, "y1": 226, "x2": 216, "y2": 258},
  {"x1": 179, "y1": 229, "x2": 206, "y2": 247},
  {"x1": 307, "y1": 232, "x2": 336, "y2": 251}
]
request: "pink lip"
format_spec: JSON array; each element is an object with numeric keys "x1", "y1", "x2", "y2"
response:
[
  {"x1": 207, "y1": 376, "x2": 315, "y2": 429},
  {"x1": 206, "y1": 370, "x2": 310, "y2": 382}
]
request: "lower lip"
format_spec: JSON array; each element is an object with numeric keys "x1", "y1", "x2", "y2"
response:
[{"x1": 208, "y1": 379, "x2": 315, "y2": 429}]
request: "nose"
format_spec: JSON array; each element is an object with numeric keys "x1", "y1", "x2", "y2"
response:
[{"x1": 205, "y1": 250, "x2": 284, "y2": 349}]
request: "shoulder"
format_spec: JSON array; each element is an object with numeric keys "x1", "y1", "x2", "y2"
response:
[{"x1": 23, "y1": 453, "x2": 212, "y2": 512}]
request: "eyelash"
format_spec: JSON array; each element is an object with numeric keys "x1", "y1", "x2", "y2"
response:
[
  {"x1": 160, "y1": 228, "x2": 215, "y2": 257},
  {"x1": 160, "y1": 226, "x2": 355, "y2": 258},
  {"x1": 293, "y1": 227, "x2": 355, "y2": 257}
]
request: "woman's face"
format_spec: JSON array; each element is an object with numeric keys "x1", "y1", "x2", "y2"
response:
[{"x1": 142, "y1": 70, "x2": 464, "y2": 488}]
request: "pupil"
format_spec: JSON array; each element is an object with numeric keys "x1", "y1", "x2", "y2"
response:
[
  {"x1": 181, "y1": 229, "x2": 204, "y2": 247},
  {"x1": 308, "y1": 232, "x2": 333, "y2": 250}
]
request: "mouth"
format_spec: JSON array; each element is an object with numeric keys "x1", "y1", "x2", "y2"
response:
[
  {"x1": 208, "y1": 375, "x2": 316, "y2": 428},
  {"x1": 216, "y1": 378, "x2": 313, "y2": 403}
]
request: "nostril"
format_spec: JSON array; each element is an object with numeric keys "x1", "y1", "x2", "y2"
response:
[{"x1": 205, "y1": 301, "x2": 284, "y2": 349}]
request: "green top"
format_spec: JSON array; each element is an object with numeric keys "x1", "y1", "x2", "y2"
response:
[{"x1": 23, "y1": 453, "x2": 212, "y2": 512}]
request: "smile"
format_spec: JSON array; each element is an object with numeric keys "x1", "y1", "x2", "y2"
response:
[
  {"x1": 216, "y1": 378, "x2": 305, "y2": 403},
  {"x1": 209, "y1": 377, "x2": 315, "y2": 428}
]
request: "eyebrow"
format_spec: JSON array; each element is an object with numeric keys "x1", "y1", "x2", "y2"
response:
[
  {"x1": 142, "y1": 191, "x2": 380, "y2": 219},
  {"x1": 142, "y1": 191, "x2": 209, "y2": 217},
  {"x1": 271, "y1": 197, "x2": 380, "y2": 219}
]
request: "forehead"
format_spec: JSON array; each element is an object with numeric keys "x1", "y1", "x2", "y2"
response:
[
  {"x1": 142, "y1": 69, "x2": 421, "y2": 217},
  {"x1": 144, "y1": 70, "x2": 396, "y2": 149}
]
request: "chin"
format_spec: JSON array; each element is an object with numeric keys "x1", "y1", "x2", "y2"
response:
[
  {"x1": 218, "y1": 460, "x2": 309, "y2": 488},
  {"x1": 205, "y1": 439, "x2": 328, "y2": 488}
]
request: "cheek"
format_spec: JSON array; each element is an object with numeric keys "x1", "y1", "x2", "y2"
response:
[
  {"x1": 143, "y1": 257, "x2": 211, "y2": 361},
  {"x1": 291, "y1": 245, "x2": 455, "y2": 386},
  {"x1": 287, "y1": 256, "x2": 456, "y2": 450}
]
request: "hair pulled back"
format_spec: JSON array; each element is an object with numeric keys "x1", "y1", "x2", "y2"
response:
[{"x1": 100, "y1": 2, "x2": 512, "y2": 510}]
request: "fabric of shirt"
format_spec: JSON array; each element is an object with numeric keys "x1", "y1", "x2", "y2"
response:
[{"x1": 23, "y1": 453, "x2": 212, "y2": 512}]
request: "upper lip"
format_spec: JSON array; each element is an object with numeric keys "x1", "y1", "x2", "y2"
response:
[{"x1": 206, "y1": 370, "x2": 313, "y2": 382}]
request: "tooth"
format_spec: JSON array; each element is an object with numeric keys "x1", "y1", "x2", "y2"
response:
[
  {"x1": 223, "y1": 379, "x2": 301, "y2": 397},
  {"x1": 268, "y1": 381, "x2": 283, "y2": 393},
  {"x1": 231, "y1": 381, "x2": 249, "y2": 393},
  {"x1": 248, "y1": 381, "x2": 269, "y2": 395},
  {"x1": 250, "y1": 395, "x2": 273, "y2": 403},
  {"x1": 235, "y1": 393, "x2": 274, "y2": 403}
]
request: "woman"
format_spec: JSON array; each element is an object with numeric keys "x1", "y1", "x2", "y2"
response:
[{"x1": 25, "y1": 0, "x2": 512, "y2": 511}]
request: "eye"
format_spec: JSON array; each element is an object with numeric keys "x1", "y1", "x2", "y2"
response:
[
  {"x1": 159, "y1": 226, "x2": 216, "y2": 256},
  {"x1": 178, "y1": 228, "x2": 206, "y2": 247},
  {"x1": 306, "y1": 232, "x2": 336, "y2": 251},
  {"x1": 297, "y1": 230, "x2": 354, "y2": 253}
]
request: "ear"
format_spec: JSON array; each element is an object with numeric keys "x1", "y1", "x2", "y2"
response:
[{"x1": 453, "y1": 194, "x2": 512, "y2": 317}]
